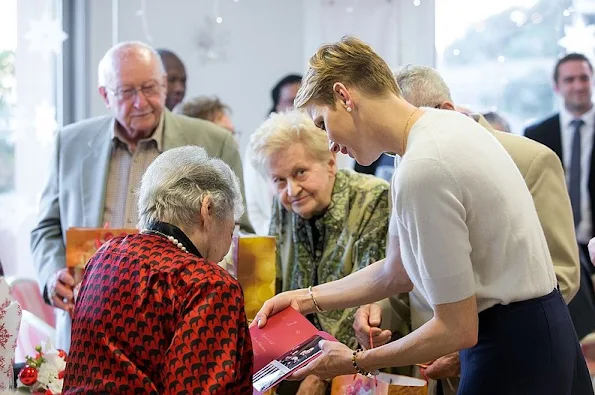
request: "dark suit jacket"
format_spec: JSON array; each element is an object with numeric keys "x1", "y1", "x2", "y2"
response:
[
  {"x1": 525, "y1": 114, "x2": 595, "y2": 339},
  {"x1": 524, "y1": 114, "x2": 595, "y2": 236}
]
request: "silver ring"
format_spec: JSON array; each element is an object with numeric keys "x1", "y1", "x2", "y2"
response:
[{"x1": 62, "y1": 297, "x2": 68, "y2": 304}]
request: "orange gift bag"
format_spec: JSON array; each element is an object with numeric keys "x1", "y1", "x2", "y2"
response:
[
  {"x1": 331, "y1": 373, "x2": 427, "y2": 395},
  {"x1": 66, "y1": 227, "x2": 138, "y2": 283}
]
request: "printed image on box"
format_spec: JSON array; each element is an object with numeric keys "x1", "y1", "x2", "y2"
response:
[{"x1": 253, "y1": 334, "x2": 323, "y2": 393}]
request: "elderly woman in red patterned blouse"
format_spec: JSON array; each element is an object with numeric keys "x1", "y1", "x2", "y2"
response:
[{"x1": 63, "y1": 146, "x2": 253, "y2": 394}]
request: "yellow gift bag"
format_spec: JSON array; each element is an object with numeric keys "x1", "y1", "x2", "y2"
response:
[{"x1": 232, "y1": 235, "x2": 276, "y2": 322}]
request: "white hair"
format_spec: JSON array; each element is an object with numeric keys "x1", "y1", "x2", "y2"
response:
[
  {"x1": 249, "y1": 110, "x2": 331, "y2": 177},
  {"x1": 394, "y1": 65, "x2": 452, "y2": 107},
  {"x1": 137, "y1": 146, "x2": 244, "y2": 230},
  {"x1": 97, "y1": 41, "x2": 165, "y2": 88}
]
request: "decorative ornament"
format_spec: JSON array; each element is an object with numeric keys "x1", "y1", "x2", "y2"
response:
[
  {"x1": 23, "y1": 15, "x2": 68, "y2": 58},
  {"x1": 33, "y1": 101, "x2": 58, "y2": 145},
  {"x1": 18, "y1": 366, "x2": 38, "y2": 386},
  {"x1": 195, "y1": 16, "x2": 230, "y2": 64},
  {"x1": 17, "y1": 342, "x2": 66, "y2": 394},
  {"x1": 558, "y1": 18, "x2": 595, "y2": 58}
]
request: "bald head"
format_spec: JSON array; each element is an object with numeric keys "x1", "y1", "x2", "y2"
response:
[
  {"x1": 157, "y1": 49, "x2": 187, "y2": 110},
  {"x1": 97, "y1": 41, "x2": 167, "y2": 146},
  {"x1": 394, "y1": 65, "x2": 452, "y2": 108},
  {"x1": 97, "y1": 41, "x2": 164, "y2": 88}
]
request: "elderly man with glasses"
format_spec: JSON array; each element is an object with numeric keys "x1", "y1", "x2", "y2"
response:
[{"x1": 30, "y1": 41, "x2": 252, "y2": 352}]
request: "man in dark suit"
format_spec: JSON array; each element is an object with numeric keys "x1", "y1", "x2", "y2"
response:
[{"x1": 525, "y1": 53, "x2": 595, "y2": 340}]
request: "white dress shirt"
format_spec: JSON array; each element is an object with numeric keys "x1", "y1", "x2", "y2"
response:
[{"x1": 559, "y1": 105, "x2": 595, "y2": 244}]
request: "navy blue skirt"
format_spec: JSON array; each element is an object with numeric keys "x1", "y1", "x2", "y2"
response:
[{"x1": 458, "y1": 290, "x2": 593, "y2": 395}]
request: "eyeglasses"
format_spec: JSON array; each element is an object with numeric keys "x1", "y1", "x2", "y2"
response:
[{"x1": 106, "y1": 82, "x2": 164, "y2": 101}]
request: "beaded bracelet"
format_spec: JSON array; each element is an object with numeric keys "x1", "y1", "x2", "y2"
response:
[
  {"x1": 308, "y1": 286, "x2": 325, "y2": 313},
  {"x1": 351, "y1": 349, "x2": 379, "y2": 378}
]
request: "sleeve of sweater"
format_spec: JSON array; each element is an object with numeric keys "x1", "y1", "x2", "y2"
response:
[{"x1": 394, "y1": 158, "x2": 476, "y2": 305}]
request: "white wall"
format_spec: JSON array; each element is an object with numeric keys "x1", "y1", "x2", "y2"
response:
[
  {"x1": 88, "y1": 0, "x2": 305, "y2": 154},
  {"x1": 86, "y1": 0, "x2": 435, "y2": 154},
  {"x1": 302, "y1": 0, "x2": 435, "y2": 72}
]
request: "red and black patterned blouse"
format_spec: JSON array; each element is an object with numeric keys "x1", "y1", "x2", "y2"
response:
[{"x1": 63, "y1": 224, "x2": 253, "y2": 394}]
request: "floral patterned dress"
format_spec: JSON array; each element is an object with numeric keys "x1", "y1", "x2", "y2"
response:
[{"x1": 270, "y1": 169, "x2": 391, "y2": 348}]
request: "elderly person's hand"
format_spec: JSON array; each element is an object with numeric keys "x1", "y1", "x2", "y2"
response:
[
  {"x1": 353, "y1": 304, "x2": 392, "y2": 349},
  {"x1": 423, "y1": 352, "x2": 460, "y2": 380},
  {"x1": 290, "y1": 340, "x2": 354, "y2": 381},
  {"x1": 47, "y1": 268, "x2": 75, "y2": 314},
  {"x1": 588, "y1": 237, "x2": 595, "y2": 266},
  {"x1": 295, "y1": 375, "x2": 328, "y2": 395}
]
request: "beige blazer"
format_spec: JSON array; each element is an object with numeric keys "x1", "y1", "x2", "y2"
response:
[
  {"x1": 30, "y1": 110, "x2": 253, "y2": 350},
  {"x1": 476, "y1": 114, "x2": 579, "y2": 302}
]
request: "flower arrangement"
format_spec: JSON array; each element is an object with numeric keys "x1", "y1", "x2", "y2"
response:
[{"x1": 17, "y1": 342, "x2": 66, "y2": 395}]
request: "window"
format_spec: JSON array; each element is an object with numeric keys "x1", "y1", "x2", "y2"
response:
[
  {"x1": 0, "y1": 0, "x2": 65, "y2": 277},
  {"x1": 436, "y1": 0, "x2": 574, "y2": 134},
  {"x1": 0, "y1": 0, "x2": 16, "y2": 193}
]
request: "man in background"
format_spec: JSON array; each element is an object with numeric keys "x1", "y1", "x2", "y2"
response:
[
  {"x1": 157, "y1": 49, "x2": 187, "y2": 110},
  {"x1": 31, "y1": 41, "x2": 251, "y2": 352},
  {"x1": 525, "y1": 53, "x2": 595, "y2": 340}
]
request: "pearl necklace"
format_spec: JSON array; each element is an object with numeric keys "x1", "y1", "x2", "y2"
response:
[{"x1": 141, "y1": 229, "x2": 188, "y2": 253}]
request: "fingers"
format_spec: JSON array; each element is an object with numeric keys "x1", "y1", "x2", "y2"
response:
[
  {"x1": 368, "y1": 303, "x2": 383, "y2": 326},
  {"x1": 49, "y1": 269, "x2": 75, "y2": 312},
  {"x1": 353, "y1": 305, "x2": 371, "y2": 331},
  {"x1": 289, "y1": 360, "x2": 315, "y2": 381},
  {"x1": 250, "y1": 300, "x2": 275, "y2": 329},
  {"x1": 53, "y1": 282, "x2": 74, "y2": 312},
  {"x1": 58, "y1": 269, "x2": 75, "y2": 287},
  {"x1": 422, "y1": 354, "x2": 458, "y2": 380},
  {"x1": 372, "y1": 329, "x2": 392, "y2": 347},
  {"x1": 423, "y1": 362, "x2": 440, "y2": 380},
  {"x1": 353, "y1": 304, "x2": 391, "y2": 348},
  {"x1": 55, "y1": 282, "x2": 74, "y2": 301}
]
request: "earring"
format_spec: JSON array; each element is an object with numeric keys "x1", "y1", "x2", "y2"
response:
[{"x1": 346, "y1": 106, "x2": 352, "y2": 112}]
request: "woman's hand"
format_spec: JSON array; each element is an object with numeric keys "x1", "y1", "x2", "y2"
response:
[
  {"x1": 289, "y1": 340, "x2": 355, "y2": 381},
  {"x1": 251, "y1": 288, "x2": 311, "y2": 328}
]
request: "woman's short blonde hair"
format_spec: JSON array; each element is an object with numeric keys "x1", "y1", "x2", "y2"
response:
[
  {"x1": 249, "y1": 110, "x2": 331, "y2": 176},
  {"x1": 294, "y1": 36, "x2": 401, "y2": 109}
]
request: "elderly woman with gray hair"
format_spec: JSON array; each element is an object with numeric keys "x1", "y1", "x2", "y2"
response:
[
  {"x1": 250, "y1": 110, "x2": 396, "y2": 395},
  {"x1": 63, "y1": 146, "x2": 253, "y2": 394}
]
